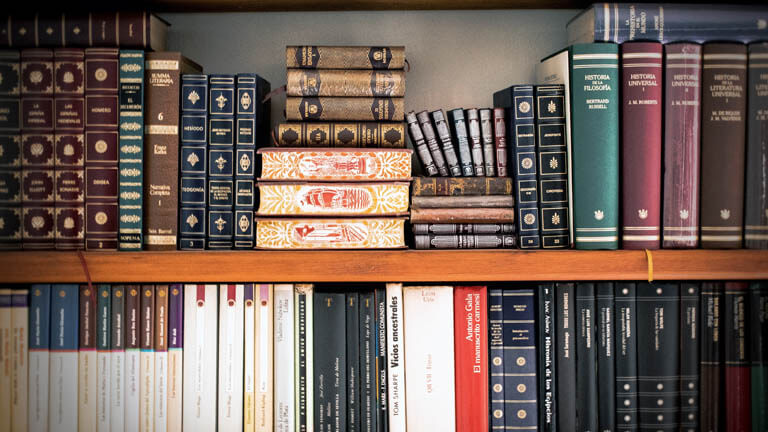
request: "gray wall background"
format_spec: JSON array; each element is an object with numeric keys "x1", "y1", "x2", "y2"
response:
[{"x1": 163, "y1": 10, "x2": 578, "y2": 127}]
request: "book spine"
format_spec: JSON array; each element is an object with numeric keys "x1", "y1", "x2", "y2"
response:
[
  {"x1": 575, "y1": 282, "x2": 597, "y2": 432},
  {"x1": 493, "y1": 108, "x2": 507, "y2": 177},
  {"x1": 10, "y1": 290, "x2": 28, "y2": 432},
  {"x1": 206, "y1": 74, "x2": 235, "y2": 249},
  {"x1": 637, "y1": 283, "x2": 680, "y2": 432},
  {"x1": 79, "y1": 284, "x2": 97, "y2": 432},
  {"x1": 724, "y1": 282, "x2": 751, "y2": 431},
  {"x1": 411, "y1": 195, "x2": 514, "y2": 208},
  {"x1": 680, "y1": 282, "x2": 700, "y2": 432},
  {"x1": 286, "y1": 46, "x2": 406, "y2": 70},
  {"x1": 153, "y1": 285, "x2": 168, "y2": 432},
  {"x1": 413, "y1": 234, "x2": 516, "y2": 249},
  {"x1": 124, "y1": 286, "x2": 140, "y2": 432},
  {"x1": 244, "y1": 285, "x2": 256, "y2": 432},
  {"x1": 294, "y1": 284, "x2": 314, "y2": 432},
  {"x1": 258, "y1": 147, "x2": 412, "y2": 182},
  {"x1": 143, "y1": 53, "x2": 186, "y2": 251},
  {"x1": 48, "y1": 285, "x2": 79, "y2": 431},
  {"x1": 570, "y1": 43, "x2": 620, "y2": 249},
  {"x1": 274, "y1": 122, "x2": 407, "y2": 148},
  {"x1": 428, "y1": 109, "x2": 463, "y2": 176},
  {"x1": 21, "y1": 48, "x2": 55, "y2": 249},
  {"x1": 701, "y1": 43, "x2": 748, "y2": 248},
  {"x1": 0, "y1": 289, "x2": 9, "y2": 432},
  {"x1": 179, "y1": 74, "x2": 208, "y2": 250},
  {"x1": 746, "y1": 42, "x2": 768, "y2": 248},
  {"x1": 347, "y1": 292, "x2": 361, "y2": 432},
  {"x1": 511, "y1": 85, "x2": 541, "y2": 248},
  {"x1": 537, "y1": 283, "x2": 556, "y2": 432},
  {"x1": 502, "y1": 288, "x2": 537, "y2": 430},
  {"x1": 454, "y1": 286, "x2": 488, "y2": 432},
  {"x1": 385, "y1": 283, "x2": 405, "y2": 432},
  {"x1": 139, "y1": 285, "x2": 154, "y2": 432},
  {"x1": 662, "y1": 43, "x2": 702, "y2": 248},
  {"x1": 96, "y1": 284, "x2": 111, "y2": 432},
  {"x1": 412, "y1": 223, "x2": 515, "y2": 235},
  {"x1": 555, "y1": 283, "x2": 576, "y2": 432},
  {"x1": 750, "y1": 282, "x2": 768, "y2": 431},
  {"x1": 615, "y1": 282, "x2": 638, "y2": 431},
  {"x1": 28, "y1": 284, "x2": 51, "y2": 432},
  {"x1": 409, "y1": 207, "x2": 514, "y2": 224},
  {"x1": 234, "y1": 74, "x2": 257, "y2": 249},
  {"x1": 117, "y1": 50, "x2": 144, "y2": 251},
  {"x1": 166, "y1": 285, "x2": 183, "y2": 432},
  {"x1": 446, "y1": 108, "x2": 475, "y2": 176},
  {"x1": 256, "y1": 218, "x2": 405, "y2": 250},
  {"x1": 286, "y1": 69, "x2": 405, "y2": 97},
  {"x1": 411, "y1": 176, "x2": 513, "y2": 196},
  {"x1": 359, "y1": 291, "x2": 377, "y2": 432},
  {"x1": 465, "y1": 108, "x2": 485, "y2": 176},
  {"x1": 109, "y1": 286, "x2": 125, "y2": 432},
  {"x1": 488, "y1": 289, "x2": 505, "y2": 430},
  {"x1": 596, "y1": 282, "x2": 615, "y2": 431},
  {"x1": 535, "y1": 84, "x2": 569, "y2": 248},
  {"x1": 314, "y1": 291, "x2": 347, "y2": 432},
  {"x1": 218, "y1": 284, "x2": 244, "y2": 430},
  {"x1": 0, "y1": 50, "x2": 22, "y2": 250},
  {"x1": 84, "y1": 48, "x2": 119, "y2": 250},
  {"x1": 403, "y1": 286, "x2": 456, "y2": 431},
  {"x1": 405, "y1": 111, "x2": 438, "y2": 176},
  {"x1": 53, "y1": 48, "x2": 85, "y2": 250},
  {"x1": 275, "y1": 284, "x2": 295, "y2": 432},
  {"x1": 258, "y1": 182, "x2": 410, "y2": 217},
  {"x1": 182, "y1": 284, "x2": 217, "y2": 431},
  {"x1": 286, "y1": 97, "x2": 404, "y2": 121},
  {"x1": 480, "y1": 109, "x2": 496, "y2": 176},
  {"x1": 416, "y1": 110, "x2": 457, "y2": 176},
  {"x1": 620, "y1": 42, "x2": 663, "y2": 249},
  {"x1": 255, "y1": 284, "x2": 274, "y2": 432},
  {"x1": 374, "y1": 287, "x2": 388, "y2": 432}
]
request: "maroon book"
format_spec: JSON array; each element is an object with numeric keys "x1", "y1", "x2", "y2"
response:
[
  {"x1": 724, "y1": 282, "x2": 751, "y2": 432},
  {"x1": 84, "y1": 48, "x2": 119, "y2": 250},
  {"x1": 700, "y1": 43, "x2": 747, "y2": 248},
  {"x1": 54, "y1": 48, "x2": 85, "y2": 250},
  {"x1": 621, "y1": 42, "x2": 663, "y2": 249},
  {"x1": 20, "y1": 48, "x2": 55, "y2": 249},
  {"x1": 662, "y1": 43, "x2": 702, "y2": 249}
]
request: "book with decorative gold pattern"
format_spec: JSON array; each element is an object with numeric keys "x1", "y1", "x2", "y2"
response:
[{"x1": 258, "y1": 182, "x2": 409, "y2": 216}]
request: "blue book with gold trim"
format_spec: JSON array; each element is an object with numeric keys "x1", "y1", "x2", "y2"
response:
[
  {"x1": 118, "y1": 50, "x2": 145, "y2": 251},
  {"x1": 179, "y1": 74, "x2": 208, "y2": 250},
  {"x1": 234, "y1": 74, "x2": 257, "y2": 249},
  {"x1": 207, "y1": 75, "x2": 235, "y2": 249},
  {"x1": 488, "y1": 288, "x2": 505, "y2": 430},
  {"x1": 502, "y1": 288, "x2": 538, "y2": 430}
]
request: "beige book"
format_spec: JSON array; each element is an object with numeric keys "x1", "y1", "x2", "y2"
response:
[
  {"x1": 244, "y1": 285, "x2": 256, "y2": 432},
  {"x1": 254, "y1": 284, "x2": 274, "y2": 432},
  {"x1": 0, "y1": 289, "x2": 13, "y2": 432},
  {"x1": 79, "y1": 286, "x2": 97, "y2": 432},
  {"x1": 11, "y1": 290, "x2": 28, "y2": 432}
]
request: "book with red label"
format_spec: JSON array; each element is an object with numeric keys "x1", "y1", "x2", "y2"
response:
[
  {"x1": 725, "y1": 282, "x2": 751, "y2": 432},
  {"x1": 21, "y1": 48, "x2": 55, "y2": 249},
  {"x1": 453, "y1": 286, "x2": 488, "y2": 432},
  {"x1": 621, "y1": 42, "x2": 662, "y2": 249},
  {"x1": 84, "y1": 48, "x2": 119, "y2": 250},
  {"x1": 53, "y1": 48, "x2": 85, "y2": 250},
  {"x1": 662, "y1": 43, "x2": 701, "y2": 248}
]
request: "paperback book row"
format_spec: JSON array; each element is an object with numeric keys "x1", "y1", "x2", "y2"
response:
[{"x1": 1, "y1": 281, "x2": 766, "y2": 432}]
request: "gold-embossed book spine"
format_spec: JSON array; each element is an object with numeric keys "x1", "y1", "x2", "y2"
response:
[
  {"x1": 258, "y1": 148, "x2": 412, "y2": 181},
  {"x1": 257, "y1": 182, "x2": 410, "y2": 216},
  {"x1": 286, "y1": 70, "x2": 405, "y2": 97},
  {"x1": 274, "y1": 123, "x2": 405, "y2": 148},
  {"x1": 285, "y1": 97, "x2": 404, "y2": 122},
  {"x1": 256, "y1": 218, "x2": 405, "y2": 249},
  {"x1": 286, "y1": 46, "x2": 405, "y2": 70}
]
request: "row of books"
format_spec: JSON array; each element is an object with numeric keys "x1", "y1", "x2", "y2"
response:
[{"x1": 2, "y1": 281, "x2": 766, "y2": 431}]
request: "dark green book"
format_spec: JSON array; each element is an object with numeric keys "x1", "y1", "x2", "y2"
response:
[
  {"x1": 569, "y1": 43, "x2": 620, "y2": 249},
  {"x1": 314, "y1": 291, "x2": 347, "y2": 432},
  {"x1": 751, "y1": 282, "x2": 768, "y2": 431}
]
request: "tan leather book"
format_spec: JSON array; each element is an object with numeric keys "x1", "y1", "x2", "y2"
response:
[
  {"x1": 286, "y1": 97, "x2": 404, "y2": 122},
  {"x1": 286, "y1": 46, "x2": 405, "y2": 70},
  {"x1": 410, "y1": 207, "x2": 515, "y2": 224},
  {"x1": 286, "y1": 69, "x2": 405, "y2": 97}
]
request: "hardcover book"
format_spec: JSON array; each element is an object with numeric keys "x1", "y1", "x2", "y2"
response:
[
  {"x1": 479, "y1": 109, "x2": 496, "y2": 176},
  {"x1": 79, "y1": 284, "x2": 98, "y2": 432},
  {"x1": 258, "y1": 182, "x2": 409, "y2": 216},
  {"x1": 375, "y1": 287, "x2": 388, "y2": 432},
  {"x1": 385, "y1": 283, "x2": 406, "y2": 432},
  {"x1": 701, "y1": 282, "x2": 724, "y2": 432},
  {"x1": 0, "y1": 289, "x2": 10, "y2": 430},
  {"x1": 359, "y1": 291, "x2": 378, "y2": 432},
  {"x1": 346, "y1": 292, "x2": 360, "y2": 432},
  {"x1": 403, "y1": 286, "x2": 456, "y2": 432},
  {"x1": 750, "y1": 282, "x2": 768, "y2": 431},
  {"x1": 117, "y1": 50, "x2": 144, "y2": 251},
  {"x1": 409, "y1": 207, "x2": 514, "y2": 224},
  {"x1": 234, "y1": 74, "x2": 264, "y2": 249},
  {"x1": 96, "y1": 284, "x2": 111, "y2": 432},
  {"x1": 48, "y1": 285, "x2": 79, "y2": 431},
  {"x1": 466, "y1": 108, "x2": 486, "y2": 175},
  {"x1": 456, "y1": 108, "x2": 481, "y2": 176},
  {"x1": 53, "y1": 48, "x2": 85, "y2": 250},
  {"x1": 454, "y1": 286, "x2": 488, "y2": 432},
  {"x1": 406, "y1": 111, "x2": 438, "y2": 176},
  {"x1": 537, "y1": 283, "x2": 555, "y2": 432},
  {"x1": 314, "y1": 291, "x2": 347, "y2": 432},
  {"x1": 10, "y1": 289, "x2": 28, "y2": 432},
  {"x1": 244, "y1": 285, "x2": 256, "y2": 432},
  {"x1": 207, "y1": 74, "x2": 235, "y2": 250},
  {"x1": 411, "y1": 223, "x2": 515, "y2": 235},
  {"x1": 493, "y1": 108, "x2": 507, "y2": 176},
  {"x1": 167, "y1": 285, "x2": 183, "y2": 432},
  {"x1": 84, "y1": 48, "x2": 119, "y2": 250},
  {"x1": 418, "y1": 110, "x2": 460, "y2": 176},
  {"x1": 724, "y1": 282, "x2": 751, "y2": 431},
  {"x1": 257, "y1": 218, "x2": 405, "y2": 249},
  {"x1": 182, "y1": 285, "x2": 218, "y2": 431},
  {"x1": 0, "y1": 50, "x2": 21, "y2": 249},
  {"x1": 139, "y1": 285, "x2": 155, "y2": 432},
  {"x1": 258, "y1": 148, "x2": 412, "y2": 182},
  {"x1": 274, "y1": 284, "x2": 295, "y2": 432},
  {"x1": 28, "y1": 284, "x2": 51, "y2": 432},
  {"x1": 274, "y1": 122, "x2": 406, "y2": 148},
  {"x1": 413, "y1": 234, "x2": 516, "y2": 249},
  {"x1": 286, "y1": 97, "x2": 404, "y2": 122},
  {"x1": 745, "y1": 42, "x2": 768, "y2": 249},
  {"x1": 502, "y1": 288, "x2": 537, "y2": 431},
  {"x1": 411, "y1": 196, "x2": 514, "y2": 208},
  {"x1": 294, "y1": 284, "x2": 314, "y2": 432},
  {"x1": 569, "y1": 43, "x2": 620, "y2": 249},
  {"x1": 218, "y1": 284, "x2": 244, "y2": 430},
  {"x1": 110, "y1": 286, "x2": 125, "y2": 432},
  {"x1": 575, "y1": 283, "x2": 597, "y2": 431},
  {"x1": 615, "y1": 282, "x2": 638, "y2": 431},
  {"x1": 488, "y1": 289, "x2": 505, "y2": 430},
  {"x1": 680, "y1": 282, "x2": 700, "y2": 432},
  {"x1": 179, "y1": 74, "x2": 208, "y2": 250},
  {"x1": 124, "y1": 286, "x2": 140, "y2": 432},
  {"x1": 255, "y1": 284, "x2": 274, "y2": 432},
  {"x1": 286, "y1": 69, "x2": 405, "y2": 97},
  {"x1": 662, "y1": 43, "x2": 701, "y2": 248},
  {"x1": 596, "y1": 283, "x2": 615, "y2": 431},
  {"x1": 153, "y1": 285, "x2": 169, "y2": 432},
  {"x1": 411, "y1": 176, "x2": 513, "y2": 196},
  {"x1": 286, "y1": 46, "x2": 406, "y2": 70},
  {"x1": 445, "y1": 108, "x2": 474, "y2": 176},
  {"x1": 700, "y1": 43, "x2": 748, "y2": 248}
]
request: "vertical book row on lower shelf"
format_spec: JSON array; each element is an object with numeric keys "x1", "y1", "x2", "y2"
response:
[{"x1": 0, "y1": 281, "x2": 766, "y2": 431}]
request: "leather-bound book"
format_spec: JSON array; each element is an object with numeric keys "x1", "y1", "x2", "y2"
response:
[
  {"x1": 0, "y1": 50, "x2": 21, "y2": 249},
  {"x1": 464, "y1": 108, "x2": 484, "y2": 176},
  {"x1": 258, "y1": 148, "x2": 412, "y2": 181},
  {"x1": 179, "y1": 74, "x2": 208, "y2": 250},
  {"x1": 21, "y1": 48, "x2": 54, "y2": 249},
  {"x1": 446, "y1": 108, "x2": 474, "y2": 176},
  {"x1": 724, "y1": 282, "x2": 751, "y2": 432},
  {"x1": 700, "y1": 282, "x2": 724, "y2": 432},
  {"x1": 411, "y1": 223, "x2": 515, "y2": 235},
  {"x1": 207, "y1": 74, "x2": 235, "y2": 250},
  {"x1": 286, "y1": 46, "x2": 406, "y2": 70},
  {"x1": 411, "y1": 176, "x2": 513, "y2": 196},
  {"x1": 413, "y1": 234, "x2": 516, "y2": 249},
  {"x1": 488, "y1": 289, "x2": 505, "y2": 429},
  {"x1": 409, "y1": 207, "x2": 514, "y2": 224},
  {"x1": 405, "y1": 111, "x2": 438, "y2": 176},
  {"x1": 84, "y1": 48, "x2": 119, "y2": 250},
  {"x1": 285, "y1": 97, "x2": 404, "y2": 122},
  {"x1": 502, "y1": 288, "x2": 538, "y2": 430},
  {"x1": 621, "y1": 42, "x2": 662, "y2": 249},
  {"x1": 143, "y1": 52, "x2": 202, "y2": 250},
  {"x1": 418, "y1": 110, "x2": 459, "y2": 176},
  {"x1": 286, "y1": 69, "x2": 405, "y2": 98},
  {"x1": 273, "y1": 122, "x2": 407, "y2": 149},
  {"x1": 745, "y1": 42, "x2": 768, "y2": 248},
  {"x1": 411, "y1": 195, "x2": 514, "y2": 209},
  {"x1": 493, "y1": 108, "x2": 508, "y2": 176},
  {"x1": 480, "y1": 109, "x2": 496, "y2": 176},
  {"x1": 662, "y1": 43, "x2": 702, "y2": 248},
  {"x1": 701, "y1": 43, "x2": 748, "y2": 248},
  {"x1": 680, "y1": 283, "x2": 701, "y2": 432}
]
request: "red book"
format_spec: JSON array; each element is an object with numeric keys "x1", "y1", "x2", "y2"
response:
[
  {"x1": 724, "y1": 282, "x2": 751, "y2": 432},
  {"x1": 620, "y1": 42, "x2": 662, "y2": 249},
  {"x1": 662, "y1": 43, "x2": 701, "y2": 248},
  {"x1": 453, "y1": 286, "x2": 488, "y2": 432}
]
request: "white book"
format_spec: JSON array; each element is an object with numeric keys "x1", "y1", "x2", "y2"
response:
[
  {"x1": 182, "y1": 284, "x2": 218, "y2": 431},
  {"x1": 0, "y1": 289, "x2": 11, "y2": 432},
  {"x1": 96, "y1": 285, "x2": 112, "y2": 432},
  {"x1": 28, "y1": 285, "x2": 51, "y2": 432},
  {"x1": 244, "y1": 285, "x2": 256, "y2": 432},
  {"x1": 79, "y1": 286, "x2": 98, "y2": 432},
  {"x1": 403, "y1": 286, "x2": 456, "y2": 432},
  {"x1": 124, "y1": 286, "x2": 142, "y2": 432},
  {"x1": 254, "y1": 284, "x2": 273, "y2": 432},
  {"x1": 274, "y1": 284, "x2": 295, "y2": 432},
  {"x1": 294, "y1": 284, "x2": 314, "y2": 432},
  {"x1": 166, "y1": 285, "x2": 184, "y2": 432},
  {"x1": 49, "y1": 285, "x2": 79, "y2": 432},
  {"x1": 154, "y1": 285, "x2": 169, "y2": 432},
  {"x1": 11, "y1": 289, "x2": 29, "y2": 432},
  {"x1": 139, "y1": 286, "x2": 154, "y2": 432},
  {"x1": 386, "y1": 283, "x2": 407, "y2": 432},
  {"x1": 110, "y1": 287, "x2": 126, "y2": 432},
  {"x1": 218, "y1": 284, "x2": 244, "y2": 431}
]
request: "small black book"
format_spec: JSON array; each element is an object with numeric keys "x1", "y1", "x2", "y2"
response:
[
  {"x1": 555, "y1": 282, "x2": 576, "y2": 430},
  {"x1": 314, "y1": 291, "x2": 347, "y2": 432},
  {"x1": 575, "y1": 282, "x2": 598, "y2": 432},
  {"x1": 596, "y1": 282, "x2": 615, "y2": 431},
  {"x1": 346, "y1": 292, "x2": 361, "y2": 432}
]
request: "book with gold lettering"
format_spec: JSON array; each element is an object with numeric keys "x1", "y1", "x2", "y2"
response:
[
  {"x1": 259, "y1": 148, "x2": 411, "y2": 181},
  {"x1": 257, "y1": 218, "x2": 405, "y2": 249},
  {"x1": 118, "y1": 50, "x2": 145, "y2": 251},
  {"x1": 0, "y1": 50, "x2": 21, "y2": 250},
  {"x1": 273, "y1": 122, "x2": 406, "y2": 148},
  {"x1": 287, "y1": 69, "x2": 405, "y2": 97},
  {"x1": 258, "y1": 182, "x2": 409, "y2": 216},
  {"x1": 179, "y1": 74, "x2": 208, "y2": 250},
  {"x1": 286, "y1": 97, "x2": 404, "y2": 122},
  {"x1": 286, "y1": 46, "x2": 406, "y2": 70},
  {"x1": 207, "y1": 74, "x2": 235, "y2": 250}
]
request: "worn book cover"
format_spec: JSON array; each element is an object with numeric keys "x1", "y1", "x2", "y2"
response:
[
  {"x1": 259, "y1": 148, "x2": 411, "y2": 182},
  {"x1": 286, "y1": 46, "x2": 406, "y2": 70},
  {"x1": 257, "y1": 218, "x2": 405, "y2": 249},
  {"x1": 258, "y1": 182, "x2": 409, "y2": 216},
  {"x1": 0, "y1": 50, "x2": 22, "y2": 250},
  {"x1": 287, "y1": 69, "x2": 405, "y2": 97},
  {"x1": 274, "y1": 122, "x2": 406, "y2": 148},
  {"x1": 413, "y1": 234, "x2": 516, "y2": 249},
  {"x1": 411, "y1": 195, "x2": 513, "y2": 209},
  {"x1": 406, "y1": 111, "x2": 438, "y2": 176},
  {"x1": 418, "y1": 110, "x2": 459, "y2": 176},
  {"x1": 411, "y1": 176, "x2": 513, "y2": 196},
  {"x1": 286, "y1": 97, "x2": 404, "y2": 122},
  {"x1": 409, "y1": 207, "x2": 514, "y2": 224}
]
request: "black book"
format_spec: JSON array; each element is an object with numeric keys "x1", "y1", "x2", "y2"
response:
[
  {"x1": 314, "y1": 291, "x2": 347, "y2": 432},
  {"x1": 680, "y1": 282, "x2": 700, "y2": 432},
  {"x1": 615, "y1": 282, "x2": 638, "y2": 432},
  {"x1": 346, "y1": 292, "x2": 361, "y2": 432},
  {"x1": 750, "y1": 281, "x2": 768, "y2": 431},
  {"x1": 538, "y1": 283, "x2": 557, "y2": 432},
  {"x1": 359, "y1": 291, "x2": 378, "y2": 432},
  {"x1": 596, "y1": 282, "x2": 615, "y2": 432},
  {"x1": 745, "y1": 42, "x2": 768, "y2": 248},
  {"x1": 636, "y1": 283, "x2": 680, "y2": 431},
  {"x1": 575, "y1": 282, "x2": 598, "y2": 432},
  {"x1": 417, "y1": 110, "x2": 459, "y2": 177},
  {"x1": 405, "y1": 111, "x2": 438, "y2": 176},
  {"x1": 446, "y1": 108, "x2": 475, "y2": 176},
  {"x1": 374, "y1": 287, "x2": 388, "y2": 432},
  {"x1": 700, "y1": 282, "x2": 723, "y2": 432},
  {"x1": 556, "y1": 282, "x2": 576, "y2": 432}
]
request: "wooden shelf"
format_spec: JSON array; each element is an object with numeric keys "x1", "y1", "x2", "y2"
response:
[{"x1": 0, "y1": 250, "x2": 766, "y2": 283}]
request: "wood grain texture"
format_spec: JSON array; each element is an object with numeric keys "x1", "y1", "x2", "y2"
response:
[{"x1": 0, "y1": 250, "x2": 765, "y2": 283}]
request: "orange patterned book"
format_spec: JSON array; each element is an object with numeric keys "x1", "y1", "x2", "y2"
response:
[
  {"x1": 257, "y1": 182, "x2": 409, "y2": 216},
  {"x1": 256, "y1": 218, "x2": 406, "y2": 249},
  {"x1": 258, "y1": 148, "x2": 412, "y2": 181}
]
